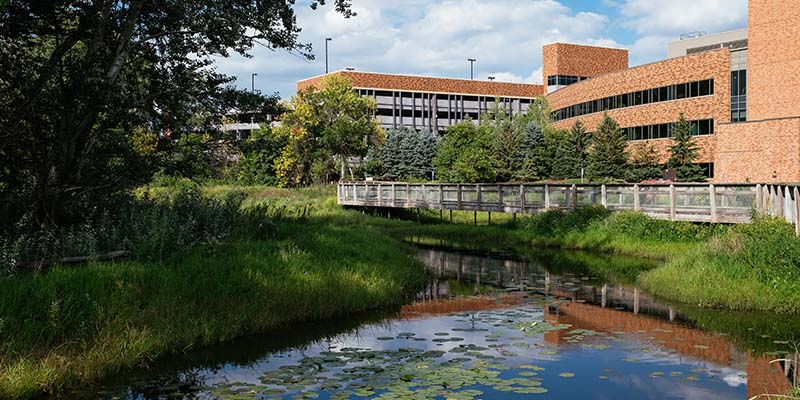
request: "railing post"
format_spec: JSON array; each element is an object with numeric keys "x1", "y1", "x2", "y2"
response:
[
  {"x1": 377, "y1": 183, "x2": 382, "y2": 207},
  {"x1": 421, "y1": 183, "x2": 426, "y2": 208},
  {"x1": 601, "y1": 184, "x2": 608, "y2": 208},
  {"x1": 391, "y1": 183, "x2": 396, "y2": 207},
  {"x1": 520, "y1": 184, "x2": 526, "y2": 213},
  {"x1": 669, "y1": 184, "x2": 676, "y2": 221},
  {"x1": 439, "y1": 184, "x2": 444, "y2": 210},
  {"x1": 710, "y1": 184, "x2": 718, "y2": 223},
  {"x1": 337, "y1": 183, "x2": 342, "y2": 204},
  {"x1": 498, "y1": 185, "x2": 504, "y2": 211},
  {"x1": 457, "y1": 184, "x2": 463, "y2": 209},
  {"x1": 633, "y1": 184, "x2": 641, "y2": 211},
  {"x1": 785, "y1": 185, "x2": 792, "y2": 223},
  {"x1": 544, "y1": 184, "x2": 551, "y2": 211},
  {"x1": 756, "y1": 184, "x2": 763, "y2": 215},
  {"x1": 570, "y1": 184, "x2": 578, "y2": 210},
  {"x1": 794, "y1": 186, "x2": 800, "y2": 236},
  {"x1": 353, "y1": 182, "x2": 358, "y2": 204},
  {"x1": 406, "y1": 184, "x2": 411, "y2": 208},
  {"x1": 476, "y1": 184, "x2": 482, "y2": 211}
]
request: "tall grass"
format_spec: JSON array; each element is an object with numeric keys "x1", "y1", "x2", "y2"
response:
[
  {"x1": 640, "y1": 216, "x2": 800, "y2": 314},
  {"x1": 0, "y1": 216, "x2": 427, "y2": 398}
]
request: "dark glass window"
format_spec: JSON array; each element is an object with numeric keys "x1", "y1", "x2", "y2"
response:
[
  {"x1": 676, "y1": 83, "x2": 687, "y2": 99},
  {"x1": 699, "y1": 80, "x2": 711, "y2": 96}
]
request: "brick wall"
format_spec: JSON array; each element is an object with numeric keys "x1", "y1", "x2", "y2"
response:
[
  {"x1": 542, "y1": 43, "x2": 628, "y2": 82},
  {"x1": 748, "y1": 0, "x2": 800, "y2": 120},
  {"x1": 297, "y1": 71, "x2": 544, "y2": 98},
  {"x1": 716, "y1": 117, "x2": 800, "y2": 182},
  {"x1": 547, "y1": 49, "x2": 731, "y2": 165}
]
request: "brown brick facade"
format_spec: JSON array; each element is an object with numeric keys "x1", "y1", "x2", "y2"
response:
[
  {"x1": 542, "y1": 43, "x2": 628, "y2": 82},
  {"x1": 548, "y1": 49, "x2": 731, "y2": 165},
  {"x1": 748, "y1": 0, "x2": 800, "y2": 120},
  {"x1": 297, "y1": 71, "x2": 543, "y2": 98},
  {"x1": 716, "y1": 117, "x2": 800, "y2": 182}
]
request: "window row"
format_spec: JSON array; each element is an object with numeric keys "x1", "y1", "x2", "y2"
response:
[
  {"x1": 546, "y1": 75, "x2": 588, "y2": 86},
  {"x1": 624, "y1": 119, "x2": 714, "y2": 141},
  {"x1": 553, "y1": 79, "x2": 715, "y2": 121}
]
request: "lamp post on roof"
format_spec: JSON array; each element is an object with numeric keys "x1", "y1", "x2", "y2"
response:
[
  {"x1": 325, "y1": 37, "x2": 332, "y2": 73},
  {"x1": 251, "y1": 73, "x2": 258, "y2": 93},
  {"x1": 488, "y1": 76, "x2": 495, "y2": 81},
  {"x1": 468, "y1": 58, "x2": 476, "y2": 80}
]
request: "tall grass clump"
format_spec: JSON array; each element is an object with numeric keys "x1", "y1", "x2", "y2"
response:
[{"x1": 640, "y1": 216, "x2": 800, "y2": 313}]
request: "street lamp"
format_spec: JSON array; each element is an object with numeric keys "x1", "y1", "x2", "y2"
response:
[
  {"x1": 251, "y1": 73, "x2": 258, "y2": 93},
  {"x1": 325, "y1": 37, "x2": 332, "y2": 73},
  {"x1": 467, "y1": 58, "x2": 476, "y2": 80}
]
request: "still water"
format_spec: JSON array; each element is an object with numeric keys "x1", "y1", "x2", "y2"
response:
[{"x1": 82, "y1": 239, "x2": 799, "y2": 399}]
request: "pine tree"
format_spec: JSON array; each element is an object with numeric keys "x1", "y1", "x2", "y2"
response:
[
  {"x1": 587, "y1": 114, "x2": 629, "y2": 180},
  {"x1": 516, "y1": 121, "x2": 548, "y2": 181},
  {"x1": 668, "y1": 113, "x2": 707, "y2": 182},
  {"x1": 626, "y1": 142, "x2": 663, "y2": 182},
  {"x1": 554, "y1": 120, "x2": 591, "y2": 179},
  {"x1": 485, "y1": 102, "x2": 521, "y2": 182}
]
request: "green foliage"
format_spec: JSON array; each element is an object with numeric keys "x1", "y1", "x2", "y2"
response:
[
  {"x1": 276, "y1": 75, "x2": 383, "y2": 186},
  {"x1": 522, "y1": 206, "x2": 612, "y2": 237},
  {"x1": 372, "y1": 128, "x2": 440, "y2": 180},
  {"x1": 434, "y1": 120, "x2": 496, "y2": 183},
  {"x1": 626, "y1": 142, "x2": 663, "y2": 182},
  {"x1": 599, "y1": 211, "x2": 721, "y2": 242},
  {"x1": 516, "y1": 121, "x2": 549, "y2": 181},
  {"x1": 587, "y1": 115, "x2": 629, "y2": 181},
  {"x1": 1, "y1": 0, "x2": 331, "y2": 227},
  {"x1": 233, "y1": 127, "x2": 287, "y2": 185},
  {"x1": 553, "y1": 120, "x2": 591, "y2": 179},
  {"x1": 640, "y1": 216, "x2": 800, "y2": 313},
  {"x1": 668, "y1": 113, "x2": 707, "y2": 182},
  {"x1": 485, "y1": 102, "x2": 521, "y2": 182}
]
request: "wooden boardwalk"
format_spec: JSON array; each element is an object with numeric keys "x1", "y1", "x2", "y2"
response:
[{"x1": 338, "y1": 182, "x2": 800, "y2": 229}]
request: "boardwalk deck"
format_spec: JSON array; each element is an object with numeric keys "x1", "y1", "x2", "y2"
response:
[{"x1": 338, "y1": 182, "x2": 800, "y2": 229}]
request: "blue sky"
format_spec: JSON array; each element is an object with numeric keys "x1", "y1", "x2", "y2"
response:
[{"x1": 213, "y1": 0, "x2": 748, "y2": 100}]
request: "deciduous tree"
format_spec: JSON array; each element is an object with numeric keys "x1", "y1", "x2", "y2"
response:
[{"x1": 434, "y1": 120, "x2": 495, "y2": 183}]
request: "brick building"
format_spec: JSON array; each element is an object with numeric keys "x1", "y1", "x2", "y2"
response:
[{"x1": 297, "y1": 0, "x2": 799, "y2": 183}]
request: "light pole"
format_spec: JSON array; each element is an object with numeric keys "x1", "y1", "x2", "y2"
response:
[
  {"x1": 468, "y1": 58, "x2": 476, "y2": 80},
  {"x1": 251, "y1": 73, "x2": 257, "y2": 93},
  {"x1": 325, "y1": 37, "x2": 332, "y2": 73}
]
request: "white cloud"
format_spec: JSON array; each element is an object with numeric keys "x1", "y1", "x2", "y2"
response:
[
  {"x1": 213, "y1": 0, "x2": 620, "y2": 99},
  {"x1": 611, "y1": 0, "x2": 747, "y2": 65}
]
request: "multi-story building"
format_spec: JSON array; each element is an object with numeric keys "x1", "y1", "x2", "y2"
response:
[
  {"x1": 297, "y1": 0, "x2": 800, "y2": 183},
  {"x1": 297, "y1": 72, "x2": 543, "y2": 133}
]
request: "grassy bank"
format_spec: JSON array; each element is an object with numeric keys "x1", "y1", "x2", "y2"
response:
[
  {"x1": 0, "y1": 191, "x2": 427, "y2": 398},
  {"x1": 3, "y1": 184, "x2": 800, "y2": 398}
]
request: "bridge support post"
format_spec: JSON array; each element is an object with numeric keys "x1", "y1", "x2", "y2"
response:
[
  {"x1": 710, "y1": 184, "x2": 718, "y2": 223},
  {"x1": 473, "y1": 211, "x2": 477, "y2": 226},
  {"x1": 449, "y1": 210, "x2": 453, "y2": 223},
  {"x1": 488, "y1": 212, "x2": 491, "y2": 225}
]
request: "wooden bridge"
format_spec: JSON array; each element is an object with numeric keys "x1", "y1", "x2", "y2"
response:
[{"x1": 338, "y1": 182, "x2": 800, "y2": 230}]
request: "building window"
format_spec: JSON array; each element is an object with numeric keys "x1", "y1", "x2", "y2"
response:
[
  {"x1": 547, "y1": 75, "x2": 588, "y2": 87},
  {"x1": 731, "y1": 70, "x2": 747, "y2": 123},
  {"x1": 553, "y1": 79, "x2": 715, "y2": 122},
  {"x1": 624, "y1": 119, "x2": 714, "y2": 141}
]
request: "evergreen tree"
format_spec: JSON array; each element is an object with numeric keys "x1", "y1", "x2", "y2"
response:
[
  {"x1": 668, "y1": 113, "x2": 707, "y2": 182},
  {"x1": 587, "y1": 114, "x2": 629, "y2": 180},
  {"x1": 554, "y1": 120, "x2": 591, "y2": 179},
  {"x1": 516, "y1": 121, "x2": 548, "y2": 181},
  {"x1": 626, "y1": 142, "x2": 663, "y2": 182},
  {"x1": 374, "y1": 128, "x2": 439, "y2": 180},
  {"x1": 484, "y1": 102, "x2": 521, "y2": 182}
]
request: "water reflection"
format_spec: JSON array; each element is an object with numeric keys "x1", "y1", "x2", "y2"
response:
[
  {"x1": 80, "y1": 241, "x2": 798, "y2": 400},
  {"x1": 411, "y1": 239, "x2": 798, "y2": 399}
]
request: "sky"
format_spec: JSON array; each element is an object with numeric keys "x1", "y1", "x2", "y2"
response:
[{"x1": 213, "y1": 0, "x2": 748, "y2": 100}]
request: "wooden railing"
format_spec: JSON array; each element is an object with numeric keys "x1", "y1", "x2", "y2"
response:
[{"x1": 338, "y1": 182, "x2": 800, "y2": 230}]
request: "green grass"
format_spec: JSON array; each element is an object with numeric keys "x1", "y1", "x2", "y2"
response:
[
  {"x1": 640, "y1": 216, "x2": 800, "y2": 314},
  {"x1": 0, "y1": 212, "x2": 427, "y2": 398},
  {"x1": 3, "y1": 183, "x2": 800, "y2": 398}
]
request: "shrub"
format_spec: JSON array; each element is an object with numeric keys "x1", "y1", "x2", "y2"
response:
[
  {"x1": 522, "y1": 206, "x2": 611, "y2": 236},
  {"x1": 600, "y1": 211, "x2": 721, "y2": 242}
]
